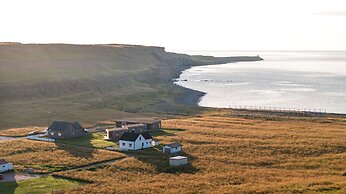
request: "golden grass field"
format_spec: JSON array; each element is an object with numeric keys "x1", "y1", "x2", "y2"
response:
[
  {"x1": 0, "y1": 139, "x2": 125, "y2": 173},
  {"x1": 0, "y1": 126, "x2": 42, "y2": 137},
  {"x1": 53, "y1": 110, "x2": 346, "y2": 193}
]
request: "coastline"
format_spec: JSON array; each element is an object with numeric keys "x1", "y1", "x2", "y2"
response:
[
  {"x1": 170, "y1": 55, "x2": 263, "y2": 108},
  {"x1": 171, "y1": 58, "x2": 346, "y2": 117}
]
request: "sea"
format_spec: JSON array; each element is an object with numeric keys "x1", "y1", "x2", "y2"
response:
[{"x1": 174, "y1": 51, "x2": 346, "y2": 114}]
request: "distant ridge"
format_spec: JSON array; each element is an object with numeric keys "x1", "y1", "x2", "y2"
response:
[{"x1": 0, "y1": 43, "x2": 262, "y2": 128}]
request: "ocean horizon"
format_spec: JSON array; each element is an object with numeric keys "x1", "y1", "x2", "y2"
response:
[{"x1": 175, "y1": 50, "x2": 346, "y2": 114}]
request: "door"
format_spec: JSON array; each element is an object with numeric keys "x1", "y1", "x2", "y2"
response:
[{"x1": 142, "y1": 143, "x2": 144, "y2": 149}]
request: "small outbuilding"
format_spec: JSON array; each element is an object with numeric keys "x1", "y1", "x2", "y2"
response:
[
  {"x1": 47, "y1": 121, "x2": 88, "y2": 139},
  {"x1": 163, "y1": 142, "x2": 182, "y2": 154},
  {"x1": 152, "y1": 139, "x2": 159, "y2": 146},
  {"x1": 0, "y1": 159, "x2": 13, "y2": 173},
  {"x1": 169, "y1": 156, "x2": 188, "y2": 166}
]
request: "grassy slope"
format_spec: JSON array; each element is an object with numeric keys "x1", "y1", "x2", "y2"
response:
[
  {"x1": 0, "y1": 43, "x2": 262, "y2": 129},
  {"x1": 56, "y1": 132, "x2": 118, "y2": 148},
  {"x1": 57, "y1": 110, "x2": 346, "y2": 193},
  {"x1": 0, "y1": 176, "x2": 84, "y2": 194}
]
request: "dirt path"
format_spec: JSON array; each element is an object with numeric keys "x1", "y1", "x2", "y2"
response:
[
  {"x1": 0, "y1": 136, "x2": 14, "y2": 141},
  {"x1": 0, "y1": 171, "x2": 43, "y2": 183},
  {"x1": 64, "y1": 156, "x2": 131, "y2": 172}
]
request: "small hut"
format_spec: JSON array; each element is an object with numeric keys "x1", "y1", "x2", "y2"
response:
[{"x1": 169, "y1": 156, "x2": 188, "y2": 166}]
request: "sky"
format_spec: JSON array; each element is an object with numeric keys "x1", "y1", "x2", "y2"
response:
[{"x1": 1, "y1": 0, "x2": 346, "y2": 51}]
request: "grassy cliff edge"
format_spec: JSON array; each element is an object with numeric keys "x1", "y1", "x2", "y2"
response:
[{"x1": 0, "y1": 43, "x2": 262, "y2": 129}]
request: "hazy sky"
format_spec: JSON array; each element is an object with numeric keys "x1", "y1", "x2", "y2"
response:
[{"x1": 1, "y1": 0, "x2": 346, "y2": 50}]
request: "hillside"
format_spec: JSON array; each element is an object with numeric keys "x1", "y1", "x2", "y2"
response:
[{"x1": 0, "y1": 43, "x2": 262, "y2": 129}]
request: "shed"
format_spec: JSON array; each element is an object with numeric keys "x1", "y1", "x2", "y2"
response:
[
  {"x1": 152, "y1": 139, "x2": 159, "y2": 146},
  {"x1": 169, "y1": 156, "x2": 188, "y2": 166},
  {"x1": 0, "y1": 159, "x2": 13, "y2": 173},
  {"x1": 163, "y1": 142, "x2": 182, "y2": 154}
]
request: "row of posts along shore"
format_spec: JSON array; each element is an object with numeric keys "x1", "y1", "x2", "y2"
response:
[{"x1": 228, "y1": 105, "x2": 330, "y2": 118}]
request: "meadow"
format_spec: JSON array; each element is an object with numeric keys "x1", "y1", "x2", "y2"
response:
[
  {"x1": 0, "y1": 176, "x2": 85, "y2": 194},
  {"x1": 0, "y1": 127, "x2": 42, "y2": 137},
  {"x1": 54, "y1": 110, "x2": 346, "y2": 193},
  {"x1": 0, "y1": 139, "x2": 125, "y2": 173},
  {"x1": 56, "y1": 132, "x2": 118, "y2": 148}
]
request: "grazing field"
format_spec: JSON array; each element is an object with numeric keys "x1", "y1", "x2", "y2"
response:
[
  {"x1": 0, "y1": 176, "x2": 85, "y2": 194},
  {"x1": 56, "y1": 132, "x2": 118, "y2": 148},
  {"x1": 0, "y1": 127, "x2": 42, "y2": 137},
  {"x1": 0, "y1": 139, "x2": 125, "y2": 173},
  {"x1": 56, "y1": 110, "x2": 346, "y2": 193}
]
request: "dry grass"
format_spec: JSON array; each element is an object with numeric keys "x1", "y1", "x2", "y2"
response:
[
  {"x1": 0, "y1": 139, "x2": 125, "y2": 173},
  {"x1": 0, "y1": 126, "x2": 43, "y2": 137},
  {"x1": 55, "y1": 110, "x2": 346, "y2": 193}
]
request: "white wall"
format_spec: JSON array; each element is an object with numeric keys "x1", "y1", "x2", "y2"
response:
[
  {"x1": 119, "y1": 140, "x2": 135, "y2": 150},
  {"x1": 169, "y1": 158, "x2": 188, "y2": 166},
  {"x1": 0, "y1": 163, "x2": 13, "y2": 173}
]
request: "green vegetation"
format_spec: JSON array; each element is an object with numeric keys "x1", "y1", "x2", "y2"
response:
[
  {"x1": 0, "y1": 176, "x2": 85, "y2": 194},
  {"x1": 0, "y1": 43, "x2": 261, "y2": 129},
  {"x1": 56, "y1": 132, "x2": 118, "y2": 148}
]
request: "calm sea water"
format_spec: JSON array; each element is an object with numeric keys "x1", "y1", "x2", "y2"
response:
[{"x1": 175, "y1": 51, "x2": 346, "y2": 114}]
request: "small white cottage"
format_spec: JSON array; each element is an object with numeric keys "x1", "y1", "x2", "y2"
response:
[
  {"x1": 119, "y1": 132, "x2": 153, "y2": 151},
  {"x1": 163, "y1": 142, "x2": 182, "y2": 154},
  {"x1": 0, "y1": 159, "x2": 13, "y2": 173},
  {"x1": 169, "y1": 156, "x2": 188, "y2": 166}
]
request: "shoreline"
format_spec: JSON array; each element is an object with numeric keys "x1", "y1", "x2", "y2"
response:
[
  {"x1": 171, "y1": 54, "x2": 263, "y2": 107},
  {"x1": 172, "y1": 60, "x2": 346, "y2": 117}
]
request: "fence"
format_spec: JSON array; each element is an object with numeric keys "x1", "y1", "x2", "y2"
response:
[
  {"x1": 27, "y1": 135, "x2": 55, "y2": 142},
  {"x1": 229, "y1": 105, "x2": 327, "y2": 114}
]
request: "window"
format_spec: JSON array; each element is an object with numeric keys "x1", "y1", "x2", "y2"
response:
[
  {"x1": 129, "y1": 143, "x2": 132, "y2": 147},
  {"x1": 58, "y1": 133, "x2": 62, "y2": 136},
  {"x1": 139, "y1": 137, "x2": 142, "y2": 140},
  {"x1": 122, "y1": 143, "x2": 125, "y2": 146}
]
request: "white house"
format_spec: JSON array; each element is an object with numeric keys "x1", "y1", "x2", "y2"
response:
[
  {"x1": 119, "y1": 132, "x2": 153, "y2": 151},
  {"x1": 0, "y1": 159, "x2": 13, "y2": 173},
  {"x1": 163, "y1": 142, "x2": 182, "y2": 154}
]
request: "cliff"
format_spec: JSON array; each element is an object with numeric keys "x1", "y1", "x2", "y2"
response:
[{"x1": 0, "y1": 43, "x2": 262, "y2": 128}]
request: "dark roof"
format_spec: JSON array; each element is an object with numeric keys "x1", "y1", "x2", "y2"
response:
[
  {"x1": 0, "y1": 159, "x2": 9, "y2": 165},
  {"x1": 115, "y1": 118, "x2": 161, "y2": 124},
  {"x1": 48, "y1": 121, "x2": 84, "y2": 132},
  {"x1": 165, "y1": 142, "x2": 182, "y2": 148},
  {"x1": 141, "y1": 132, "x2": 152, "y2": 140},
  {"x1": 119, "y1": 132, "x2": 152, "y2": 141}
]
